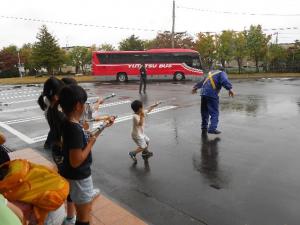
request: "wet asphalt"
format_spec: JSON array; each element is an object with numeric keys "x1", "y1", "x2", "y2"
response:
[{"x1": 0, "y1": 78, "x2": 300, "y2": 225}]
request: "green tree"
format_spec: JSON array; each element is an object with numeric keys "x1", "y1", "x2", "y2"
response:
[
  {"x1": 194, "y1": 33, "x2": 217, "y2": 70},
  {"x1": 99, "y1": 43, "x2": 115, "y2": 51},
  {"x1": 119, "y1": 35, "x2": 144, "y2": 51},
  {"x1": 68, "y1": 46, "x2": 91, "y2": 74},
  {"x1": 267, "y1": 44, "x2": 287, "y2": 72},
  {"x1": 144, "y1": 31, "x2": 194, "y2": 49},
  {"x1": 216, "y1": 30, "x2": 235, "y2": 69},
  {"x1": 31, "y1": 25, "x2": 64, "y2": 75},
  {"x1": 246, "y1": 25, "x2": 271, "y2": 72},
  {"x1": 233, "y1": 32, "x2": 248, "y2": 73}
]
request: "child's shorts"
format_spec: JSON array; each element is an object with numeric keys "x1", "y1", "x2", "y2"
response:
[
  {"x1": 68, "y1": 176, "x2": 94, "y2": 205},
  {"x1": 132, "y1": 135, "x2": 150, "y2": 149}
]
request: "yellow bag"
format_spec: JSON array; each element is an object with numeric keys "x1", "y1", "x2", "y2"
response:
[{"x1": 0, "y1": 159, "x2": 69, "y2": 225}]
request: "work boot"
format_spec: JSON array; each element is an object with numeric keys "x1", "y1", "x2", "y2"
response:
[
  {"x1": 208, "y1": 130, "x2": 222, "y2": 134},
  {"x1": 142, "y1": 151, "x2": 153, "y2": 160},
  {"x1": 202, "y1": 128, "x2": 208, "y2": 134}
]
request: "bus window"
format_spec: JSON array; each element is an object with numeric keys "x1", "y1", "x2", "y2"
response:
[
  {"x1": 150, "y1": 53, "x2": 174, "y2": 63},
  {"x1": 132, "y1": 54, "x2": 145, "y2": 63},
  {"x1": 97, "y1": 54, "x2": 108, "y2": 64},
  {"x1": 141, "y1": 54, "x2": 150, "y2": 63}
]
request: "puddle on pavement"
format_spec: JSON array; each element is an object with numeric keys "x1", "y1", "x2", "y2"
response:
[
  {"x1": 210, "y1": 184, "x2": 221, "y2": 190},
  {"x1": 221, "y1": 94, "x2": 300, "y2": 116},
  {"x1": 12, "y1": 85, "x2": 22, "y2": 89},
  {"x1": 221, "y1": 96, "x2": 263, "y2": 116},
  {"x1": 26, "y1": 84, "x2": 41, "y2": 87}
]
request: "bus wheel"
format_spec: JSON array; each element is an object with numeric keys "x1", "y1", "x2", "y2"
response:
[
  {"x1": 117, "y1": 73, "x2": 128, "y2": 82},
  {"x1": 174, "y1": 72, "x2": 185, "y2": 81}
]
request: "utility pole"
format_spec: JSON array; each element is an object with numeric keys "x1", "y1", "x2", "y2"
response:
[
  {"x1": 17, "y1": 51, "x2": 23, "y2": 78},
  {"x1": 275, "y1": 32, "x2": 278, "y2": 44},
  {"x1": 171, "y1": 0, "x2": 175, "y2": 48}
]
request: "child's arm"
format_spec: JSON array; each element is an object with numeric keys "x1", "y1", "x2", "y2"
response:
[
  {"x1": 0, "y1": 132, "x2": 6, "y2": 145},
  {"x1": 92, "y1": 97, "x2": 104, "y2": 112},
  {"x1": 137, "y1": 112, "x2": 145, "y2": 127},
  {"x1": 93, "y1": 115, "x2": 110, "y2": 122},
  {"x1": 69, "y1": 135, "x2": 96, "y2": 168},
  {"x1": 146, "y1": 102, "x2": 160, "y2": 114},
  {"x1": 7, "y1": 201, "x2": 25, "y2": 225}
]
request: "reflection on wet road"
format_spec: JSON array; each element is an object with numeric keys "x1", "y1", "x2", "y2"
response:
[{"x1": 193, "y1": 134, "x2": 228, "y2": 190}]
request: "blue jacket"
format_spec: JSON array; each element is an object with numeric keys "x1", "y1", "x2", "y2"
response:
[{"x1": 194, "y1": 70, "x2": 232, "y2": 99}]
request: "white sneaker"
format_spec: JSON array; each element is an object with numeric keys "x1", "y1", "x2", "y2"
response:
[{"x1": 63, "y1": 216, "x2": 76, "y2": 225}]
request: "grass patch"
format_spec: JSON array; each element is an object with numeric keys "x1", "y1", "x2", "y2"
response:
[
  {"x1": 228, "y1": 73, "x2": 300, "y2": 79},
  {"x1": 0, "y1": 75, "x2": 95, "y2": 85}
]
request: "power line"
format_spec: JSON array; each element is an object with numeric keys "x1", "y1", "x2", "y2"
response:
[
  {"x1": 0, "y1": 14, "x2": 299, "y2": 37},
  {"x1": 191, "y1": 27, "x2": 299, "y2": 34},
  {"x1": 276, "y1": 32, "x2": 300, "y2": 34},
  {"x1": 177, "y1": 6, "x2": 300, "y2": 17},
  {"x1": 0, "y1": 15, "x2": 166, "y2": 33},
  {"x1": 263, "y1": 27, "x2": 299, "y2": 31}
]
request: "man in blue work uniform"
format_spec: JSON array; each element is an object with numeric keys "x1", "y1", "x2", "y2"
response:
[{"x1": 192, "y1": 68, "x2": 235, "y2": 134}]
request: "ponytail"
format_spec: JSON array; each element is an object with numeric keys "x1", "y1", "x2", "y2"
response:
[
  {"x1": 38, "y1": 77, "x2": 64, "y2": 111},
  {"x1": 38, "y1": 94, "x2": 47, "y2": 111}
]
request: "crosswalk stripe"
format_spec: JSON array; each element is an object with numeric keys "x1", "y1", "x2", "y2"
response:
[{"x1": 31, "y1": 105, "x2": 177, "y2": 143}]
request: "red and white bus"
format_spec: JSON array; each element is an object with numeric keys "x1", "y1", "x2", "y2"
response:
[{"x1": 92, "y1": 48, "x2": 203, "y2": 82}]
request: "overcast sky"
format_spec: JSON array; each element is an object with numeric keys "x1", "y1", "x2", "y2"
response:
[{"x1": 1, "y1": 0, "x2": 300, "y2": 48}]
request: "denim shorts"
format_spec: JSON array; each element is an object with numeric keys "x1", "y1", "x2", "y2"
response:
[
  {"x1": 132, "y1": 135, "x2": 150, "y2": 149},
  {"x1": 68, "y1": 176, "x2": 94, "y2": 205}
]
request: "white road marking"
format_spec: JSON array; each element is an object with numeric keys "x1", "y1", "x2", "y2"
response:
[
  {"x1": 1, "y1": 96, "x2": 97, "y2": 106},
  {"x1": 1, "y1": 99, "x2": 38, "y2": 105},
  {"x1": 0, "y1": 94, "x2": 40, "y2": 100},
  {"x1": 31, "y1": 105, "x2": 177, "y2": 143},
  {"x1": 95, "y1": 105, "x2": 178, "y2": 126},
  {"x1": 0, "y1": 90, "x2": 40, "y2": 96},
  {"x1": 0, "y1": 105, "x2": 39, "y2": 114},
  {"x1": 4, "y1": 116, "x2": 44, "y2": 125},
  {"x1": 0, "y1": 99, "x2": 130, "y2": 115},
  {"x1": 32, "y1": 135, "x2": 48, "y2": 143},
  {"x1": 0, "y1": 122, "x2": 34, "y2": 144},
  {"x1": 99, "y1": 100, "x2": 131, "y2": 108},
  {"x1": 1, "y1": 96, "x2": 97, "y2": 105}
]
